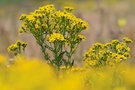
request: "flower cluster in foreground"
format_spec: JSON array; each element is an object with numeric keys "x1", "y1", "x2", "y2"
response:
[{"x1": 0, "y1": 55, "x2": 134, "y2": 90}]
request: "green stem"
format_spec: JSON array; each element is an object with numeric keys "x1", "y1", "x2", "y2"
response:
[{"x1": 54, "y1": 42, "x2": 60, "y2": 75}]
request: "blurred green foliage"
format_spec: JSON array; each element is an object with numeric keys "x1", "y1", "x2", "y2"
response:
[{"x1": 0, "y1": 0, "x2": 27, "y2": 6}]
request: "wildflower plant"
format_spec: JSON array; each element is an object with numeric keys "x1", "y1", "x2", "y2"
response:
[
  {"x1": 18, "y1": 4, "x2": 88, "y2": 71},
  {"x1": 83, "y1": 37, "x2": 133, "y2": 69},
  {"x1": 7, "y1": 40, "x2": 27, "y2": 56}
]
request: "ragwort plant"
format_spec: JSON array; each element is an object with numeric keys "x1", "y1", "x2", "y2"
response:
[
  {"x1": 18, "y1": 4, "x2": 88, "y2": 72},
  {"x1": 7, "y1": 40, "x2": 27, "y2": 56},
  {"x1": 83, "y1": 37, "x2": 133, "y2": 69},
  {"x1": 83, "y1": 37, "x2": 133, "y2": 89}
]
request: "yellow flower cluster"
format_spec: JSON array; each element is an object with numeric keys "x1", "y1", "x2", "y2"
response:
[
  {"x1": 83, "y1": 37, "x2": 132, "y2": 68},
  {"x1": 77, "y1": 35, "x2": 85, "y2": 41},
  {"x1": 7, "y1": 40, "x2": 27, "y2": 55},
  {"x1": 19, "y1": 4, "x2": 56, "y2": 33},
  {"x1": 48, "y1": 32, "x2": 65, "y2": 43},
  {"x1": 0, "y1": 56, "x2": 84, "y2": 90},
  {"x1": 65, "y1": 35, "x2": 85, "y2": 46},
  {"x1": 85, "y1": 59, "x2": 98, "y2": 66},
  {"x1": 52, "y1": 10, "x2": 89, "y2": 32},
  {"x1": 64, "y1": 6, "x2": 74, "y2": 12},
  {"x1": 123, "y1": 37, "x2": 133, "y2": 43},
  {"x1": 1, "y1": 54, "x2": 135, "y2": 90},
  {"x1": 19, "y1": 4, "x2": 88, "y2": 34}
]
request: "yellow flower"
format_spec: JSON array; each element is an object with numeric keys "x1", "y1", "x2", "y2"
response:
[
  {"x1": 123, "y1": 52, "x2": 130, "y2": 58},
  {"x1": 0, "y1": 55, "x2": 6, "y2": 64},
  {"x1": 18, "y1": 22, "x2": 28, "y2": 33},
  {"x1": 88, "y1": 60, "x2": 97, "y2": 66},
  {"x1": 48, "y1": 37, "x2": 55, "y2": 43},
  {"x1": 48, "y1": 32, "x2": 65, "y2": 43},
  {"x1": 77, "y1": 35, "x2": 85, "y2": 41},
  {"x1": 93, "y1": 43, "x2": 103, "y2": 49},
  {"x1": 60, "y1": 66, "x2": 66, "y2": 70},
  {"x1": 35, "y1": 23, "x2": 40, "y2": 29},
  {"x1": 112, "y1": 40, "x2": 119, "y2": 44},
  {"x1": 117, "y1": 18, "x2": 126, "y2": 27},
  {"x1": 115, "y1": 55, "x2": 127, "y2": 63},
  {"x1": 113, "y1": 87, "x2": 126, "y2": 90},
  {"x1": 26, "y1": 15, "x2": 35, "y2": 22},
  {"x1": 105, "y1": 43, "x2": 112, "y2": 47},
  {"x1": 116, "y1": 44, "x2": 123, "y2": 52},
  {"x1": 65, "y1": 41, "x2": 70, "y2": 46},
  {"x1": 123, "y1": 37, "x2": 133, "y2": 43},
  {"x1": 81, "y1": 21, "x2": 89, "y2": 30},
  {"x1": 19, "y1": 14, "x2": 27, "y2": 20},
  {"x1": 42, "y1": 24, "x2": 46, "y2": 27},
  {"x1": 7, "y1": 40, "x2": 27, "y2": 55},
  {"x1": 64, "y1": 6, "x2": 74, "y2": 12}
]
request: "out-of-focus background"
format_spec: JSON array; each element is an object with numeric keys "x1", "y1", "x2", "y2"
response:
[{"x1": 0, "y1": 0, "x2": 135, "y2": 65}]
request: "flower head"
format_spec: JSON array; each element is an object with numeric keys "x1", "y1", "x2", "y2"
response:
[
  {"x1": 117, "y1": 18, "x2": 127, "y2": 27},
  {"x1": 123, "y1": 37, "x2": 133, "y2": 43},
  {"x1": 64, "y1": 6, "x2": 74, "y2": 12},
  {"x1": 48, "y1": 32, "x2": 65, "y2": 43},
  {"x1": 7, "y1": 40, "x2": 27, "y2": 55}
]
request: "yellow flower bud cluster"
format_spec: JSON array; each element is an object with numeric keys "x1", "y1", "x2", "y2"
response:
[
  {"x1": 123, "y1": 37, "x2": 133, "y2": 43},
  {"x1": 19, "y1": 4, "x2": 88, "y2": 35},
  {"x1": 83, "y1": 37, "x2": 132, "y2": 68},
  {"x1": 19, "y1": 4, "x2": 88, "y2": 47},
  {"x1": 7, "y1": 40, "x2": 27, "y2": 56},
  {"x1": 64, "y1": 6, "x2": 74, "y2": 12},
  {"x1": 77, "y1": 35, "x2": 85, "y2": 41},
  {"x1": 52, "y1": 10, "x2": 89, "y2": 33},
  {"x1": 48, "y1": 32, "x2": 65, "y2": 43},
  {"x1": 19, "y1": 4, "x2": 56, "y2": 33},
  {"x1": 65, "y1": 34, "x2": 85, "y2": 47}
]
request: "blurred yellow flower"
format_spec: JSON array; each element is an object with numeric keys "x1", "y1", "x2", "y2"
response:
[
  {"x1": 88, "y1": 60, "x2": 97, "y2": 66},
  {"x1": 113, "y1": 87, "x2": 126, "y2": 90},
  {"x1": 117, "y1": 18, "x2": 127, "y2": 27},
  {"x1": 0, "y1": 55, "x2": 6, "y2": 64}
]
